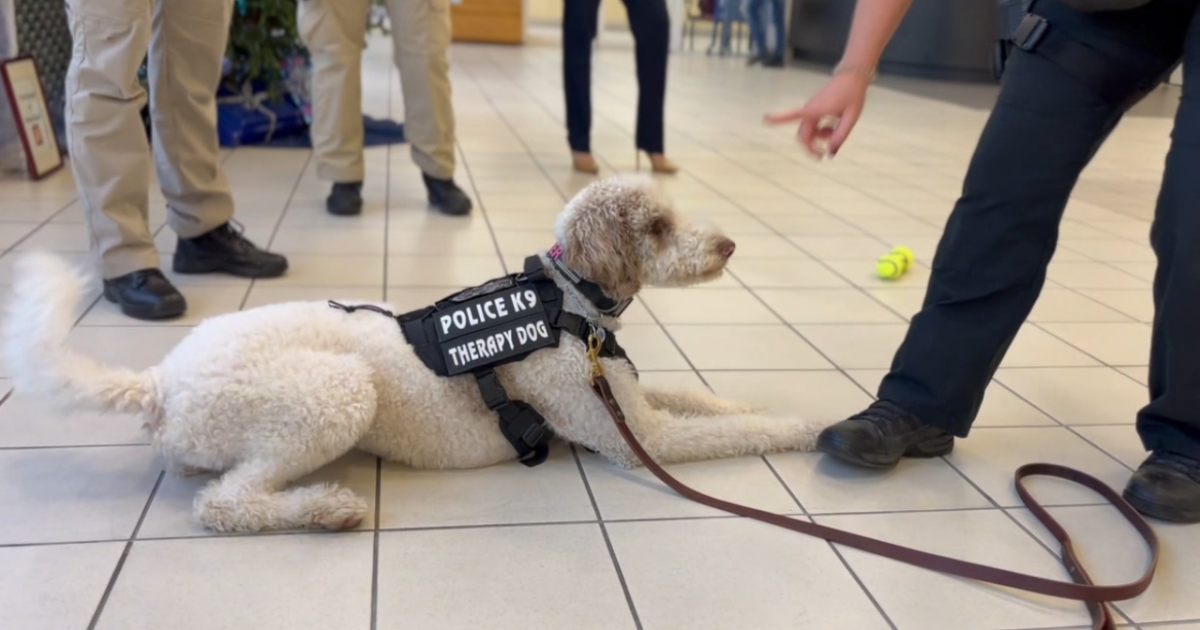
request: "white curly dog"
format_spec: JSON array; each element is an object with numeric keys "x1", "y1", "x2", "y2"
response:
[{"x1": 3, "y1": 176, "x2": 824, "y2": 533}]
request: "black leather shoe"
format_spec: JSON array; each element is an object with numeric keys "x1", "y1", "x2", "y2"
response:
[
  {"x1": 816, "y1": 400, "x2": 954, "y2": 469},
  {"x1": 422, "y1": 174, "x2": 473, "y2": 216},
  {"x1": 763, "y1": 56, "x2": 785, "y2": 68},
  {"x1": 173, "y1": 222, "x2": 289, "y2": 279},
  {"x1": 327, "y1": 182, "x2": 363, "y2": 216},
  {"x1": 103, "y1": 268, "x2": 187, "y2": 321},
  {"x1": 1123, "y1": 452, "x2": 1200, "y2": 524}
]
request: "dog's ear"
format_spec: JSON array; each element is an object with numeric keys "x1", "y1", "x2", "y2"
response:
[{"x1": 557, "y1": 179, "x2": 646, "y2": 301}]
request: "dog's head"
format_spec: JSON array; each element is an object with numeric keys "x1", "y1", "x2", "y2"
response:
[{"x1": 553, "y1": 175, "x2": 736, "y2": 303}]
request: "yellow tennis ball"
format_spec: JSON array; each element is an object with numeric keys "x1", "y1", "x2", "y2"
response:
[
  {"x1": 876, "y1": 255, "x2": 904, "y2": 280},
  {"x1": 891, "y1": 246, "x2": 914, "y2": 269}
]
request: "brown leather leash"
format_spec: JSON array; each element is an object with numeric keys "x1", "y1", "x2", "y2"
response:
[{"x1": 587, "y1": 369, "x2": 1160, "y2": 630}]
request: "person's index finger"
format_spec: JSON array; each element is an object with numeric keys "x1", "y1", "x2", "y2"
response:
[{"x1": 763, "y1": 107, "x2": 809, "y2": 125}]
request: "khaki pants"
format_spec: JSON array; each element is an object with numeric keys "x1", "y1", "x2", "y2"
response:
[
  {"x1": 298, "y1": 0, "x2": 457, "y2": 183},
  {"x1": 64, "y1": 0, "x2": 235, "y2": 279}
]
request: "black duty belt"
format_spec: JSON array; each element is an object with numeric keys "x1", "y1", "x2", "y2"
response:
[{"x1": 994, "y1": 7, "x2": 1165, "y2": 108}]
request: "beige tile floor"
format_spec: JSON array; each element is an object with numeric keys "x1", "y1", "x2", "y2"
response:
[{"x1": 0, "y1": 28, "x2": 1195, "y2": 630}]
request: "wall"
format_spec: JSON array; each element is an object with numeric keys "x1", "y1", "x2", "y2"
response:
[{"x1": 13, "y1": 0, "x2": 70, "y2": 148}]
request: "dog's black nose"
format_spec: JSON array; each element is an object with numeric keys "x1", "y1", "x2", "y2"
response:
[{"x1": 718, "y1": 239, "x2": 736, "y2": 258}]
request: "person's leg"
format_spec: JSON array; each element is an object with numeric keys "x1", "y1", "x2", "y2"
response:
[
  {"x1": 63, "y1": 0, "x2": 189, "y2": 320},
  {"x1": 386, "y1": 0, "x2": 472, "y2": 215},
  {"x1": 563, "y1": 0, "x2": 602, "y2": 155},
  {"x1": 744, "y1": 0, "x2": 766, "y2": 63},
  {"x1": 818, "y1": 2, "x2": 1186, "y2": 469},
  {"x1": 1125, "y1": 4, "x2": 1200, "y2": 524},
  {"x1": 64, "y1": 0, "x2": 158, "y2": 279},
  {"x1": 718, "y1": 0, "x2": 734, "y2": 54},
  {"x1": 620, "y1": 0, "x2": 673, "y2": 171},
  {"x1": 147, "y1": 0, "x2": 234, "y2": 239},
  {"x1": 296, "y1": 0, "x2": 372, "y2": 216},
  {"x1": 152, "y1": 0, "x2": 288, "y2": 278},
  {"x1": 766, "y1": 0, "x2": 785, "y2": 63}
]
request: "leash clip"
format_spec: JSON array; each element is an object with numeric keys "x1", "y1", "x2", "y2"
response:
[{"x1": 587, "y1": 325, "x2": 606, "y2": 384}]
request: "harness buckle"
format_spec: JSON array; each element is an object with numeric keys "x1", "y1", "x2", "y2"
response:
[
  {"x1": 1011, "y1": 14, "x2": 1048, "y2": 51},
  {"x1": 498, "y1": 400, "x2": 553, "y2": 449},
  {"x1": 474, "y1": 369, "x2": 510, "y2": 411}
]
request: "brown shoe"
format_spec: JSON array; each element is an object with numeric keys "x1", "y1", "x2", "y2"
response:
[
  {"x1": 572, "y1": 152, "x2": 600, "y2": 175},
  {"x1": 638, "y1": 152, "x2": 679, "y2": 175}
]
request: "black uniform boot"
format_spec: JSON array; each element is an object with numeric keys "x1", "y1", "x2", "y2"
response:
[
  {"x1": 173, "y1": 222, "x2": 289, "y2": 279},
  {"x1": 816, "y1": 400, "x2": 955, "y2": 469},
  {"x1": 1123, "y1": 451, "x2": 1200, "y2": 523},
  {"x1": 422, "y1": 174, "x2": 473, "y2": 216},
  {"x1": 103, "y1": 268, "x2": 187, "y2": 321},
  {"x1": 327, "y1": 182, "x2": 364, "y2": 216}
]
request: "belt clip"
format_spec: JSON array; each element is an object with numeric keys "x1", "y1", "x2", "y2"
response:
[{"x1": 1012, "y1": 14, "x2": 1048, "y2": 52}]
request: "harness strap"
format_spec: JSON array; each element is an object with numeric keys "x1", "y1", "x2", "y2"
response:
[{"x1": 475, "y1": 368, "x2": 553, "y2": 467}]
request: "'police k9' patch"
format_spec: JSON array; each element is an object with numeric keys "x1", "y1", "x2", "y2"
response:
[{"x1": 434, "y1": 285, "x2": 556, "y2": 375}]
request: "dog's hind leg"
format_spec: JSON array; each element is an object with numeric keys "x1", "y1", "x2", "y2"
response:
[{"x1": 191, "y1": 351, "x2": 378, "y2": 533}]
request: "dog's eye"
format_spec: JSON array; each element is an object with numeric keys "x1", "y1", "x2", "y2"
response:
[{"x1": 648, "y1": 215, "x2": 672, "y2": 238}]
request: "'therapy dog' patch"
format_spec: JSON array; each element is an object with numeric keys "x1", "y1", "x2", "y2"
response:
[{"x1": 435, "y1": 286, "x2": 556, "y2": 375}]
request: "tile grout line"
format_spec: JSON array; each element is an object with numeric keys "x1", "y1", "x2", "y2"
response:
[
  {"x1": 938, "y1": 456, "x2": 1142, "y2": 627},
  {"x1": 369, "y1": 457, "x2": 383, "y2": 630},
  {"x1": 2, "y1": 499, "x2": 1149, "y2": 552},
  {"x1": 85, "y1": 469, "x2": 165, "y2": 630},
  {"x1": 570, "y1": 445, "x2": 644, "y2": 630},
  {"x1": 382, "y1": 68, "x2": 393, "y2": 301},
  {"x1": 760, "y1": 455, "x2": 901, "y2": 630},
  {"x1": 372, "y1": 61, "x2": 398, "y2": 630},
  {"x1": 456, "y1": 47, "x2": 558, "y2": 275},
  {"x1": 239, "y1": 150, "x2": 312, "y2": 311}
]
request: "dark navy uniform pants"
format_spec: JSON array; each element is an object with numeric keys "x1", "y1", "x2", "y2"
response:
[{"x1": 878, "y1": 0, "x2": 1200, "y2": 460}]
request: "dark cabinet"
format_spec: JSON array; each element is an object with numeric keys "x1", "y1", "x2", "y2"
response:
[{"x1": 789, "y1": 0, "x2": 999, "y2": 82}]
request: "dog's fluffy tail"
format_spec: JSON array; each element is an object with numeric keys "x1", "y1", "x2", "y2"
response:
[{"x1": 1, "y1": 252, "x2": 160, "y2": 416}]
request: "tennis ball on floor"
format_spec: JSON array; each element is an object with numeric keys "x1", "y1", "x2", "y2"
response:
[
  {"x1": 876, "y1": 246, "x2": 914, "y2": 280},
  {"x1": 876, "y1": 254, "x2": 907, "y2": 280}
]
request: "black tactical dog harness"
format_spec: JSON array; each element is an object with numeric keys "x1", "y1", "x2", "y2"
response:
[{"x1": 329, "y1": 251, "x2": 635, "y2": 467}]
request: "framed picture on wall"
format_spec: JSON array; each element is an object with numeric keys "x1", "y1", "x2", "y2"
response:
[{"x1": 1, "y1": 56, "x2": 64, "y2": 180}]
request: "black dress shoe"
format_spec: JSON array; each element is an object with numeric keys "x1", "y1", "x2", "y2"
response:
[
  {"x1": 422, "y1": 174, "x2": 473, "y2": 216},
  {"x1": 1123, "y1": 451, "x2": 1200, "y2": 524},
  {"x1": 816, "y1": 400, "x2": 955, "y2": 469},
  {"x1": 103, "y1": 268, "x2": 187, "y2": 321},
  {"x1": 763, "y1": 55, "x2": 785, "y2": 68},
  {"x1": 173, "y1": 222, "x2": 289, "y2": 279},
  {"x1": 327, "y1": 182, "x2": 363, "y2": 216}
]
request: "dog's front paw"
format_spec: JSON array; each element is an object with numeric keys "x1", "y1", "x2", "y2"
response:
[{"x1": 309, "y1": 487, "x2": 369, "y2": 531}]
